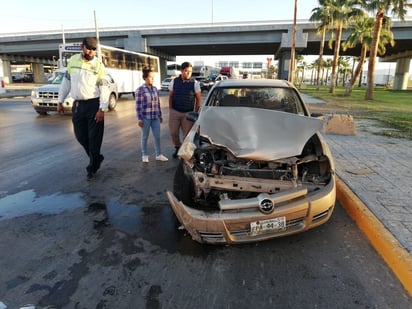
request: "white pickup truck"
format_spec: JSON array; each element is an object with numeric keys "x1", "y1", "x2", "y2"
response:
[{"x1": 31, "y1": 69, "x2": 118, "y2": 115}]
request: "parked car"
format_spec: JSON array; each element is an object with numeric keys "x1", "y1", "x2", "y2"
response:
[
  {"x1": 199, "y1": 78, "x2": 215, "y2": 91},
  {"x1": 214, "y1": 74, "x2": 229, "y2": 82},
  {"x1": 166, "y1": 79, "x2": 336, "y2": 244},
  {"x1": 31, "y1": 70, "x2": 118, "y2": 115},
  {"x1": 194, "y1": 76, "x2": 215, "y2": 92},
  {"x1": 161, "y1": 77, "x2": 173, "y2": 91}
]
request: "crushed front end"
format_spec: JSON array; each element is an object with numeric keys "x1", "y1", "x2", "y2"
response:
[{"x1": 167, "y1": 107, "x2": 336, "y2": 244}]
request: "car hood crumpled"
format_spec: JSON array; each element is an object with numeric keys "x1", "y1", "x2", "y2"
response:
[{"x1": 196, "y1": 106, "x2": 324, "y2": 161}]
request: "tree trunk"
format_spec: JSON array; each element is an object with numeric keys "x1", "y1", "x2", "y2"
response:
[
  {"x1": 329, "y1": 25, "x2": 342, "y2": 93},
  {"x1": 316, "y1": 27, "x2": 326, "y2": 90},
  {"x1": 289, "y1": 0, "x2": 298, "y2": 84},
  {"x1": 365, "y1": 9, "x2": 384, "y2": 100},
  {"x1": 345, "y1": 45, "x2": 367, "y2": 96}
]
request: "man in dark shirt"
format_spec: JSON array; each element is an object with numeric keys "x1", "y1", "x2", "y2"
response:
[{"x1": 168, "y1": 62, "x2": 201, "y2": 158}]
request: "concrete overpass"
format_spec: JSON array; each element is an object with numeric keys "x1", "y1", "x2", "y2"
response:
[{"x1": 1, "y1": 20, "x2": 412, "y2": 89}]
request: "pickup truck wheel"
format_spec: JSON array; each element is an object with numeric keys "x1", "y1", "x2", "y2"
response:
[
  {"x1": 36, "y1": 111, "x2": 47, "y2": 115},
  {"x1": 108, "y1": 93, "x2": 117, "y2": 111}
]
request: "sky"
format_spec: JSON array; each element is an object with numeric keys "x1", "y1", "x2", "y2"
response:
[
  {"x1": 0, "y1": 0, "x2": 410, "y2": 72},
  {"x1": 0, "y1": 0, "x2": 317, "y2": 67},
  {"x1": 0, "y1": 0, "x2": 319, "y2": 34}
]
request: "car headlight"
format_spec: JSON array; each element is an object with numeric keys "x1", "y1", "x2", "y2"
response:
[
  {"x1": 178, "y1": 141, "x2": 196, "y2": 161},
  {"x1": 31, "y1": 90, "x2": 39, "y2": 98}
]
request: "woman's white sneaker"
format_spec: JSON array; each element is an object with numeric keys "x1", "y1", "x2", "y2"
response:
[
  {"x1": 142, "y1": 155, "x2": 149, "y2": 163},
  {"x1": 155, "y1": 154, "x2": 168, "y2": 161}
]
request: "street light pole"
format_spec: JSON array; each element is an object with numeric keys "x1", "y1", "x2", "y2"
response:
[
  {"x1": 211, "y1": 0, "x2": 214, "y2": 24},
  {"x1": 289, "y1": 0, "x2": 297, "y2": 84}
]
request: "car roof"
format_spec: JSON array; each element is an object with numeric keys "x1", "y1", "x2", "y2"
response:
[{"x1": 214, "y1": 79, "x2": 294, "y2": 88}]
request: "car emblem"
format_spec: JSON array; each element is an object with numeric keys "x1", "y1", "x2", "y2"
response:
[{"x1": 259, "y1": 198, "x2": 274, "y2": 214}]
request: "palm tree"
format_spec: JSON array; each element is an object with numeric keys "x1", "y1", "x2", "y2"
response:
[
  {"x1": 295, "y1": 55, "x2": 305, "y2": 86},
  {"x1": 324, "y1": 58, "x2": 333, "y2": 85},
  {"x1": 289, "y1": 0, "x2": 298, "y2": 84},
  {"x1": 363, "y1": 0, "x2": 412, "y2": 100},
  {"x1": 309, "y1": 0, "x2": 331, "y2": 90},
  {"x1": 337, "y1": 56, "x2": 352, "y2": 86},
  {"x1": 325, "y1": 0, "x2": 364, "y2": 94},
  {"x1": 342, "y1": 14, "x2": 394, "y2": 96},
  {"x1": 350, "y1": 56, "x2": 361, "y2": 82},
  {"x1": 309, "y1": 61, "x2": 316, "y2": 84}
]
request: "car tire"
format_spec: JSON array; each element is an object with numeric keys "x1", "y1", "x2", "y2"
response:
[
  {"x1": 108, "y1": 93, "x2": 117, "y2": 111},
  {"x1": 36, "y1": 111, "x2": 47, "y2": 115},
  {"x1": 173, "y1": 160, "x2": 195, "y2": 207}
]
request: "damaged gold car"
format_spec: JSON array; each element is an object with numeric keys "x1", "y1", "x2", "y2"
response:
[{"x1": 166, "y1": 79, "x2": 336, "y2": 244}]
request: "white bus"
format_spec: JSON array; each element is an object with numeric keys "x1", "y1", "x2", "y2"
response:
[
  {"x1": 167, "y1": 63, "x2": 181, "y2": 77},
  {"x1": 58, "y1": 43, "x2": 161, "y2": 96}
]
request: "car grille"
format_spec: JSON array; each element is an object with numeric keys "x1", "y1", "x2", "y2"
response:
[
  {"x1": 39, "y1": 102, "x2": 58, "y2": 107},
  {"x1": 38, "y1": 91, "x2": 59, "y2": 99}
]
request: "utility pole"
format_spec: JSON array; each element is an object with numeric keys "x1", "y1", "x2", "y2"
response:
[
  {"x1": 289, "y1": 0, "x2": 297, "y2": 84},
  {"x1": 94, "y1": 10, "x2": 102, "y2": 60},
  {"x1": 211, "y1": 0, "x2": 214, "y2": 24}
]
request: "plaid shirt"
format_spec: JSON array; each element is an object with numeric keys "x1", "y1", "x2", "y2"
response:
[{"x1": 135, "y1": 84, "x2": 162, "y2": 120}]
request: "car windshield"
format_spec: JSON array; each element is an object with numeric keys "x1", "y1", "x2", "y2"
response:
[
  {"x1": 51, "y1": 72, "x2": 65, "y2": 84},
  {"x1": 206, "y1": 86, "x2": 305, "y2": 114}
]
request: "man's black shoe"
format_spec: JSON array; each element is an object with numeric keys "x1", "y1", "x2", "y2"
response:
[
  {"x1": 94, "y1": 154, "x2": 104, "y2": 173},
  {"x1": 172, "y1": 147, "x2": 180, "y2": 159},
  {"x1": 86, "y1": 164, "x2": 95, "y2": 180}
]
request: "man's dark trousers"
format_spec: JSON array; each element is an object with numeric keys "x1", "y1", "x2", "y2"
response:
[{"x1": 72, "y1": 98, "x2": 104, "y2": 174}]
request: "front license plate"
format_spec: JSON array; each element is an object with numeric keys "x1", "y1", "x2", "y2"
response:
[{"x1": 250, "y1": 217, "x2": 286, "y2": 235}]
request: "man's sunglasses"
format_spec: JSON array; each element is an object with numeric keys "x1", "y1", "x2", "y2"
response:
[{"x1": 84, "y1": 45, "x2": 97, "y2": 51}]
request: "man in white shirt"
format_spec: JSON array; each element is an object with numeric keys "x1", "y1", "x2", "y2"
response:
[{"x1": 57, "y1": 37, "x2": 110, "y2": 180}]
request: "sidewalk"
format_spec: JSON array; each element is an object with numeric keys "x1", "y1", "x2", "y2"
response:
[
  {"x1": 0, "y1": 83, "x2": 34, "y2": 98},
  {"x1": 305, "y1": 95, "x2": 412, "y2": 295},
  {"x1": 325, "y1": 119, "x2": 412, "y2": 254}
]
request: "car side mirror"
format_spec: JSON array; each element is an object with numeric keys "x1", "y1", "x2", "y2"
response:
[{"x1": 186, "y1": 111, "x2": 199, "y2": 122}]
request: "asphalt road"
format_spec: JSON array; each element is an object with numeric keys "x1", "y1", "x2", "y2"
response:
[{"x1": 0, "y1": 95, "x2": 410, "y2": 309}]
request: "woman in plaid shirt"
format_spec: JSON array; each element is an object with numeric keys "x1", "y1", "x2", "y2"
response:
[{"x1": 135, "y1": 68, "x2": 168, "y2": 163}]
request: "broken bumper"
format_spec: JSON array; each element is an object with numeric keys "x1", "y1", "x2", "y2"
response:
[{"x1": 166, "y1": 175, "x2": 336, "y2": 244}]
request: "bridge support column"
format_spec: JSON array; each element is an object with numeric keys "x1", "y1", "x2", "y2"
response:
[
  {"x1": 277, "y1": 51, "x2": 291, "y2": 80},
  {"x1": 275, "y1": 28, "x2": 307, "y2": 81},
  {"x1": 0, "y1": 58, "x2": 12, "y2": 84},
  {"x1": 32, "y1": 63, "x2": 44, "y2": 83},
  {"x1": 393, "y1": 58, "x2": 410, "y2": 90},
  {"x1": 159, "y1": 58, "x2": 167, "y2": 81}
]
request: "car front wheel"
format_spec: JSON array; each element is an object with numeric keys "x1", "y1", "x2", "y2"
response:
[{"x1": 173, "y1": 160, "x2": 195, "y2": 207}]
